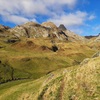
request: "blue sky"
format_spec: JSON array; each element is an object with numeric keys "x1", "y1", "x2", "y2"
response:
[{"x1": 0, "y1": 0, "x2": 100, "y2": 36}]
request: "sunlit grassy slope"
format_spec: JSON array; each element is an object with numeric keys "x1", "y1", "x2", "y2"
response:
[
  {"x1": 0, "y1": 56, "x2": 99, "y2": 100},
  {"x1": 0, "y1": 37, "x2": 97, "y2": 83},
  {"x1": 0, "y1": 38, "x2": 98, "y2": 82}
]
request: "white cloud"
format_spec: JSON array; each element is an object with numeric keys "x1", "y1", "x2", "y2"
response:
[
  {"x1": 69, "y1": 27, "x2": 84, "y2": 35},
  {"x1": 3, "y1": 14, "x2": 30, "y2": 25},
  {"x1": 49, "y1": 11, "x2": 88, "y2": 27},
  {"x1": 0, "y1": 0, "x2": 77, "y2": 16},
  {"x1": 48, "y1": 11, "x2": 96, "y2": 35},
  {"x1": 43, "y1": 0, "x2": 77, "y2": 8},
  {"x1": 2, "y1": 13, "x2": 37, "y2": 25},
  {"x1": 88, "y1": 15, "x2": 96, "y2": 20},
  {"x1": 0, "y1": 0, "x2": 78, "y2": 24}
]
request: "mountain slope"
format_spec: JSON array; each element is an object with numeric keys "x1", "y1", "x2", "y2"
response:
[
  {"x1": 0, "y1": 55, "x2": 99, "y2": 100},
  {"x1": 0, "y1": 36, "x2": 96, "y2": 84},
  {"x1": 0, "y1": 21, "x2": 98, "y2": 84},
  {"x1": 0, "y1": 21, "x2": 100, "y2": 100}
]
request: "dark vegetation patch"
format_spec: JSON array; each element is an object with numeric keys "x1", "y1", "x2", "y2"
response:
[
  {"x1": 0, "y1": 61, "x2": 30, "y2": 84},
  {"x1": 40, "y1": 45, "x2": 50, "y2": 51},
  {"x1": 0, "y1": 46, "x2": 4, "y2": 48},
  {"x1": 26, "y1": 40, "x2": 34, "y2": 45},
  {"x1": 21, "y1": 57, "x2": 31, "y2": 62},
  {"x1": 0, "y1": 29, "x2": 3, "y2": 32},
  {"x1": 6, "y1": 39, "x2": 20, "y2": 43},
  {"x1": 52, "y1": 45, "x2": 58, "y2": 52}
]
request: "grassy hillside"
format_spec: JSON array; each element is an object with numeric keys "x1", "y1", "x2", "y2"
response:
[
  {"x1": 0, "y1": 22, "x2": 100, "y2": 100},
  {"x1": 0, "y1": 56, "x2": 99, "y2": 100},
  {"x1": 0, "y1": 37, "x2": 96, "y2": 83}
]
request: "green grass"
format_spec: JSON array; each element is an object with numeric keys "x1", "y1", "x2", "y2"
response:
[
  {"x1": 0, "y1": 79, "x2": 33, "y2": 95},
  {"x1": 0, "y1": 56, "x2": 99, "y2": 100},
  {"x1": 0, "y1": 38, "x2": 97, "y2": 84}
]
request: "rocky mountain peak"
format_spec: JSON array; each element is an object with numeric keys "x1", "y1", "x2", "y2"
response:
[
  {"x1": 41, "y1": 22, "x2": 57, "y2": 29},
  {"x1": 0, "y1": 21, "x2": 86, "y2": 42},
  {"x1": 21, "y1": 21, "x2": 41, "y2": 27},
  {"x1": 58, "y1": 24, "x2": 67, "y2": 31}
]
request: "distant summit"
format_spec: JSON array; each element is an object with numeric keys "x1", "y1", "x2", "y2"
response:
[
  {"x1": 41, "y1": 22, "x2": 57, "y2": 29},
  {"x1": 85, "y1": 33, "x2": 100, "y2": 40},
  {"x1": 22, "y1": 21, "x2": 40, "y2": 27},
  {"x1": 58, "y1": 24, "x2": 67, "y2": 31}
]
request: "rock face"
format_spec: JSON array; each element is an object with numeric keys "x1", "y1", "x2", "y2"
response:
[
  {"x1": 41, "y1": 22, "x2": 57, "y2": 29},
  {"x1": 58, "y1": 24, "x2": 86, "y2": 42},
  {"x1": 58, "y1": 24, "x2": 67, "y2": 31},
  {"x1": 64, "y1": 30, "x2": 86, "y2": 42},
  {"x1": 9, "y1": 22, "x2": 50, "y2": 38},
  {"x1": 9, "y1": 22, "x2": 68, "y2": 41},
  {"x1": 0, "y1": 21, "x2": 86, "y2": 42}
]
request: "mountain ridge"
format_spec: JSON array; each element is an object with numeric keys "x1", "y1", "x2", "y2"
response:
[{"x1": 0, "y1": 21, "x2": 100, "y2": 100}]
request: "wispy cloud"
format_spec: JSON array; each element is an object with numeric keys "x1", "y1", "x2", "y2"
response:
[
  {"x1": 0, "y1": 0, "x2": 78, "y2": 24},
  {"x1": 49, "y1": 11, "x2": 88, "y2": 27},
  {"x1": 88, "y1": 15, "x2": 96, "y2": 20},
  {"x1": 3, "y1": 14, "x2": 30, "y2": 25},
  {"x1": 0, "y1": 0, "x2": 77, "y2": 16}
]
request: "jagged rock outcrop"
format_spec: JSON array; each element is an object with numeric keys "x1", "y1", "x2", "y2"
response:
[
  {"x1": 9, "y1": 22, "x2": 50, "y2": 38},
  {"x1": 0, "y1": 21, "x2": 86, "y2": 42},
  {"x1": 58, "y1": 24, "x2": 67, "y2": 31},
  {"x1": 41, "y1": 22, "x2": 57, "y2": 29},
  {"x1": 9, "y1": 22, "x2": 68, "y2": 41},
  {"x1": 64, "y1": 30, "x2": 86, "y2": 42},
  {"x1": 58, "y1": 24, "x2": 86, "y2": 42}
]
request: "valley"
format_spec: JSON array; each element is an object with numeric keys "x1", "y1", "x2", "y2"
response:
[{"x1": 0, "y1": 22, "x2": 100, "y2": 100}]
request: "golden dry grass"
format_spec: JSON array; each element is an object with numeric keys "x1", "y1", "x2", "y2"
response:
[{"x1": 0, "y1": 56, "x2": 99, "y2": 100}]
